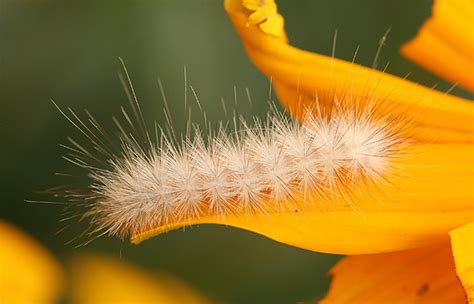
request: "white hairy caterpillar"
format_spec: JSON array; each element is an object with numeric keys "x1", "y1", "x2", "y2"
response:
[{"x1": 49, "y1": 62, "x2": 410, "y2": 243}]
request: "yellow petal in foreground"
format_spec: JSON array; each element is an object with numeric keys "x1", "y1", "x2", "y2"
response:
[
  {"x1": 320, "y1": 244, "x2": 466, "y2": 304},
  {"x1": 224, "y1": 0, "x2": 474, "y2": 143},
  {"x1": 401, "y1": 0, "x2": 474, "y2": 92},
  {"x1": 0, "y1": 220, "x2": 63, "y2": 304},
  {"x1": 132, "y1": 144, "x2": 474, "y2": 255},
  {"x1": 70, "y1": 253, "x2": 210, "y2": 304},
  {"x1": 450, "y1": 222, "x2": 474, "y2": 303}
]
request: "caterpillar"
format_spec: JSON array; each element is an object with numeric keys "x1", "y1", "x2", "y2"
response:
[{"x1": 52, "y1": 73, "x2": 408, "y2": 242}]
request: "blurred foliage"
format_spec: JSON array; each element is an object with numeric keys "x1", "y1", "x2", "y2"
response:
[{"x1": 0, "y1": 0, "x2": 470, "y2": 303}]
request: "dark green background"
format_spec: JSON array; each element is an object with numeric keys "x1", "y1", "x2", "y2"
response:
[{"x1": 1, "y1": 1, "x2": 469, "y2": 303}]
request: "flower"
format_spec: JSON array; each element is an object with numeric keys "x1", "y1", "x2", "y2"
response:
[
  {"x1": 0, "y1": 220, "x2": 63, "y2": 303},
  {"x1": 0, "y1": 221, "x2": 209, "y2": 303},
  {"x1": 222, "y1": 0, "x2": 474, "y2": 302},
  {"x1": 130, "y1": 0, "x2": 473, "y2": 257},
  {"x1": 400, "y1": 0, "x2": 474, "y2": 92},
  {"x1": 320, "y1": 223, "x2": 474, "y2": 303},
  {"x1": 69, "y1": 253, "x2": 210, "y2": 304},
  {"x1": 116, "y1": 0, "x2": 473, "y2": 302}
]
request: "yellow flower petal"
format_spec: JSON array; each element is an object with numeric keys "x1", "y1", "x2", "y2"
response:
[
  {"x1": 242, "y1": 0, "x2": 269, "y2": 11},
  {"x1": 240, "y1": 0, "x2": 285, "y2": 37},
  {"x1": 246, "y1": 2, "x2": 276, "y2": 24},
  {"x1": 0, "y1": 221, "x2": 63, "y2": 303},
  {"x1": 224, "y1": 0, "x2": 474, "y2": 143},
  {"x1": 401, "y1": 0, "x2": 474, "y2": 92},
  {"x1": 132, "y1": 144, "x2": 474, "y2": 255},
  {"x1": 258, "y1": 14, "x2": 284, "y2": 37},
  {"x1": 320, "y1": 244, "x2": 466, "y2": 303},
  {"x1": 70, "y1": 253, "x2": 210, "y2": 304},
  {"x1": 450, "y1": 222, "x2": 474, "y2": 303}
]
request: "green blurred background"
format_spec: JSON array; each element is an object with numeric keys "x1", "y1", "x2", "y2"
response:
[{"x1": 1, "y1": 0, "x2": 470, "y2": 303}]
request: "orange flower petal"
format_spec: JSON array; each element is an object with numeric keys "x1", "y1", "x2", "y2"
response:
[
  {"x1": 224, "y1": 0, "x2": 474, "y2": 143},
  {"x1": 450, "y1": 222, "x2": 474, "y2": 303},
  {"x1": 131, "y1": 144, "x2": 474, "y2": 255},
  {"x1": 0, "y1": 221, "x2": 63, "y2": 303},
  {"x1": 401, "y1": 0, "x2": 474, "y2": 92},
  {"x1": 320, "y1": 244, "x2": 466, "y2": 304},
  {"x1": 69, "y1": 253, "x2": 210, "y2": 304}
]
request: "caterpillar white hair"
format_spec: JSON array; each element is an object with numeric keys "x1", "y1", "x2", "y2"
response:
[{"x1": 51, "y1": 64, "x2": 409, "y2": 242}]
